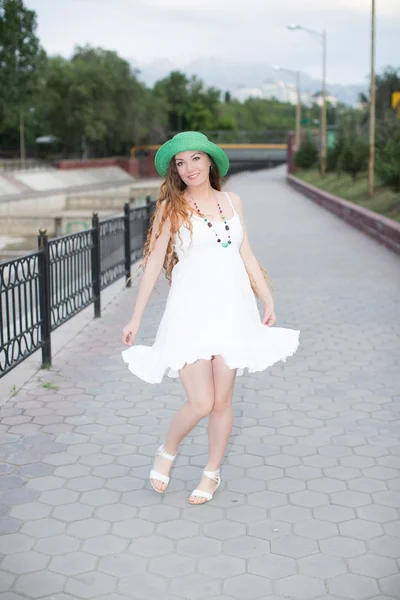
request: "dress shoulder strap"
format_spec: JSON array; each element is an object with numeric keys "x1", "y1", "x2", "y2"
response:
[{"x1": 223, "y1": 191, "x2": 235, "y2": 212}]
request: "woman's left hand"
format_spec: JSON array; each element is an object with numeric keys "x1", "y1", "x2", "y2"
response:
[{"x1": 262, "y1": 303, "x2": 276, "y2": 327}]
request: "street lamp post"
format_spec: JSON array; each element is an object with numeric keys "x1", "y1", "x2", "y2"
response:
[
  {"x1": 273, "y1": 66, "x2": 301, "y2": 149},
  {"x1": 288, "y1": 24, "x2": 327, "y2": 176},
  {"x1": 368, "y1": 0, "x2": 376, "y2": 198}
]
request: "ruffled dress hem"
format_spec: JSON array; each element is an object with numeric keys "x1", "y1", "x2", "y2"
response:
[{"x1": 121, "y1": 330, "x2": 300, "y2": 384}]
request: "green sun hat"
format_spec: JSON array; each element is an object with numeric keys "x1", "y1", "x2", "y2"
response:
[{"x1": 154, "y1": 131, "x2": 230, "y2": 178}]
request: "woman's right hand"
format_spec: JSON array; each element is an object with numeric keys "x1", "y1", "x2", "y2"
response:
[{"x1": 122, "y1": 318, "x2": 140, "y2": 346}]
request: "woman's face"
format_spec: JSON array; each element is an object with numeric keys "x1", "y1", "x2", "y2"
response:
[{"x1": 173, "y1": 150, "x2": 211, "y2": 187}]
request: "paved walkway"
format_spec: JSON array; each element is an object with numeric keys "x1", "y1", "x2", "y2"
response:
[{"x1": 1, "y1": 167, "x2": 400, "y2": 600}]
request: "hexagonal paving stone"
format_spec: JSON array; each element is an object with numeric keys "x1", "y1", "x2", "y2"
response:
[
  {"x1": 270, "y1": 505, "x2": 312, "y2": 524},
  {"x1": 299, "y1": 553, "x2": 348, "y2": 578},
  {"x1": 199, "y1": 555, "x2": 246, "y2": 579},
  {"x1": 203, "y1": 520, "x2": 246, "y2": 541},
  {"x1": 369, "y1": 536, "x2": 400, "y2": 558},
  {"x1": 328, "y1": 572, "x2": 380, "y2": 598},
  {"x1": 271, "y1": 535, "x2": 318, "y2": 559},
  {"x1": 139, "y1": 504, "x2": 180, "y2": 523},
  {"x1": 225, "y1": 505, "x2": 267, "y2": 525},
  {"x1": 224, "y1": 535, "x2": 270, "y2": 559},
  {"x1": 379, "y1": 573, "x2": 400, "y2": 596},
  {"x1": 170, "y1": 573, "x2": 220, "y2": 600},
  {"x1": 49, "y1": 552, "x2": 97, "y2": 576},
  {"x1": 339, "y1": 519, "x2": 383, "y2": 541},
  {"x1": 247, "y1": 490, "x2": 286, "y2": 509},
  {"x1": 290, "y1": 489, "x2": 330, "y2": 508},
  {"x1": 81, "y1": 489, "x2": 120, "y2": 507},
  {"x1": 98, "y1": 553, "x2": 147, "y2": 577},
  {"x1": 112, "y1": 518, "x2": 155, "y2": 539},
  {"x1": 349, "y1": 554, "x2": 398, "y2": 578},
  {"x1": 149, "y1": 553, "x2": 196, "y2": 577},
  {"x1": 67, "y1": 518, "x2": 110, "y2": 538},
  {"x1": 0, "y1": 533, "x2": 34, "y2": 554},
  {"x1": 276, "y1": 574, "x2": 325, "y2": 599},
  {"x1": 14, "y1": 571, "x2": 66, "y2": 599},
  {"x1": 177, "y1": 536, "x2": 221, "y2": 558},
  {"x1": 82, "y1": 534, "x2": 127, "y2": 556},
  {"x1": 20, "y1": 517, "x2": 66, "y2": 538},
  {"x1": 1, "y1": 551, "x2": 49, "y2": 574},
  {"x1": 357, "y1": 505, "x2": 398, "y2": 523},
  {"x1": 35, "y1": 535, "x2": 79, "y2": 556},
  {"x1": 157, "y1": 519, "x2": 199, "y2": 540},
  {"x1": 248, "y1": 553, "x2": 297, "y2": 578},
  {"x1": 247, "y1": 520, "x2": 292, "y2": 541},
  {"x1": 223, "y1": 573, "x2": 272, "y2": 599},
  {"x1": 320, "y1": 536, "x2": 366, "y2": 558},
  {"x1": 294, "y1": 519, "x2": 339, "y2": 540},
  {"x1": 65, "y1": 571, "x2": 118, "y2": 599},
  {"x1": 130, "y1": 534, "x2": 174, "y2": 558}
]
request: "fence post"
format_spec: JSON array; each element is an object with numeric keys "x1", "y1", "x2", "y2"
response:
[
  {"x1": 124, "y1": 202, "x2": 131, "y2": 288},
  {"x1": 91, "y1": 213, "x2": 101, "y2": 318},
  {"x1": 144, "y1": 195, "x2": 152, "y2": 245},
  {"x1": 38, "y1": 229, "x2": 52, "y2": 367}
]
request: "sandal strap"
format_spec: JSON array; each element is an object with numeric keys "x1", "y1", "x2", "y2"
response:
[
  {"x1": 190, "y1": 489, "x2": 213, "y2": 501},
  {"x1": 203, "y1": 469, "x2": 221, "y2": 483},
  {"x1": 150, "y1": 469, "x2": 170, "y2": 485},
  {"x1": 156, "y1": 444, "x2": 176, "y2": 462}
]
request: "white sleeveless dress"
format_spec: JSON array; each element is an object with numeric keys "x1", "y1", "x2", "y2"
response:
[{"x1": 122, "y1": 192, "x2": 300, "y2": 384}]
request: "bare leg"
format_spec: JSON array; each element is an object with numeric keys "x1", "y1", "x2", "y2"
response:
[
  {"x1": 189, "y1": 355, "x2": 237, "y2": 504},
  {"x1": 151, "y1": 358, "x2": 214, "y2": 492}
]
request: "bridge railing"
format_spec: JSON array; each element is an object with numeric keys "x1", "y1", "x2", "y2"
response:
[{"x1": 0, "y1": 198, "x2": 155, "y2": 378}]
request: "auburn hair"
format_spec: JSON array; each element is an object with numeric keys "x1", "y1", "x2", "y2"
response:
[{"x1": 136, "y1": 155, "x2": 272, "y2": 296}]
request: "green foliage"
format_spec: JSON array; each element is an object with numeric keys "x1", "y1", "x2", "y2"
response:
[
  {"x1": 376, "y1": 121, "x2": 400, "y2": 192},
  {"x1": 338, "y1": 138, "x2": 368, "y2": 180},
  {"x1": 0, "y1": 0, "x2": 46, "y2": 144},
  {"x1": 294, "y1": 137, "x2": 318, "y2": 169},
  {"x1": 326, "y1": 133, "x2": 346, "y2": 173}
]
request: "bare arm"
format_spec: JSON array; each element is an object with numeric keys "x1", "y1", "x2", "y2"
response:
[
  {"x1": 130, "y1": 202, "x2": 171, "y2": 323},
  {"x1": 229, "y1": 191, "x2": 276, "y2": 325}
]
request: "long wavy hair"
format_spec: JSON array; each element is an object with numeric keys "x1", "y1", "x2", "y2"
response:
[{"x1": 136, "y1": 155, "x2": 272, "y2": 297}]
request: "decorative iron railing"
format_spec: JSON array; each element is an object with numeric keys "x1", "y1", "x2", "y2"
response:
[{"x1": 0, "y1": 198, "x2": 156, "y2": 377}]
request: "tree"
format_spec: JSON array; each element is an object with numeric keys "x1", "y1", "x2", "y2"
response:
[
  {"x1": 39, "y1": 46, "x2": 148, "y2": 156},
  {"x1": 375, "y1": 121, "x2": 400, "y2": 192},
  {"x1": 154, "y1": 71, "x2": 190, "y2": 131},
  {"x1": 0, "y1": 0, "x2": 46, "y2": 154},
  {"x1": 360, "y1": 66, "x2": 400, "y2": 122},
  {"x1": 294, "y1": 136, "x2": 318, "y2": 169},
  {"x1": 338, "y1": 138, "x2": 368, "y2": 180}
]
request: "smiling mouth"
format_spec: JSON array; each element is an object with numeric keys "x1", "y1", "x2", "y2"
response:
[{"x1": 188, "y1": 173, "x2": 199, "y2": 180}]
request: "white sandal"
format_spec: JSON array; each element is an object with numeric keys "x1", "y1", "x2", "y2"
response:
[
  {"x1": 149, "y1": 444, "x2": 176, "y2": 493},
  {"x1": 189, "y1": 469, "x2": 221, "y2": 504}
]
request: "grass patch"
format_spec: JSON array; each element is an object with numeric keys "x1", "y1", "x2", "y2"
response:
[
  {"x1": 41, "y1": 381, "x2": 59, "y2": 390},
  {"x1": 295, "y1": 169, "x2": 400, "y2": 223}
]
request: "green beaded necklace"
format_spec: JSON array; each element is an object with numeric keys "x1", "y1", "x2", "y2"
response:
[{"x1": 190, "y1": 194, "x2": 231, "y2": 248}]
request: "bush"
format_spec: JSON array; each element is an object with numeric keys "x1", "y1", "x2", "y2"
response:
[
  {"x1": 326, "y1": 133, "x2": 346, "y2": 173},
  {"x1": 294, "y1": 137, "x2": 318, "y2": 169},
  {"x1": 376, "y1": 122, "x2": 400, "y2": 192},
  {"x1": 338, "y1": 138, "x2": 368, "y2": 180}
]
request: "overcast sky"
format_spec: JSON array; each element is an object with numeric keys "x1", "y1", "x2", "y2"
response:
[{"x1": 25, "y1": 0, "x2": 399, "y2": 85}]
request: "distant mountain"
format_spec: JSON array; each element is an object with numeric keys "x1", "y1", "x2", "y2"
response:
[{"x1": 131, "y1": 57, "x2": 367, "y2": 106}]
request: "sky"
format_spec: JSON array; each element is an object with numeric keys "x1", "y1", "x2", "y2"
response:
[{"x1": 24, "y1": 0, "x2": 399, "y2": 86}]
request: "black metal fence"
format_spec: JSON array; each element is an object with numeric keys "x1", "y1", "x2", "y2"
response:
[{"x1": 0, "y1": 198, "x2": 155, "y2": 378}]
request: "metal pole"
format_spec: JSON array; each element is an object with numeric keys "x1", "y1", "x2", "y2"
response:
[
  {"x1": 91, "y1": 213, "x2": 101, "y2": 318},
  {"x1": 124, "y1": 202, "x2": 131, "y2": 287},
  {"x1": 368, "y1": 0, "x2": 376, "y2": 198},
  {"x1": 38, "y1": 229, "x2": 52, "y2": 367},
  {"x1": 295, "y1": 71, "x2": 301, "y2": 148},
  {"x1": 20, "y1": 110, "x2": 25, "y2": 162},
  {"x1": 321, "y1": 30, "x2": 327, "y2": 177}
]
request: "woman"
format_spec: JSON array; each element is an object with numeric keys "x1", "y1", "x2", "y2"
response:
[{"x1": 121, "y1": 131, "x2": 299, "y2": 505}]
